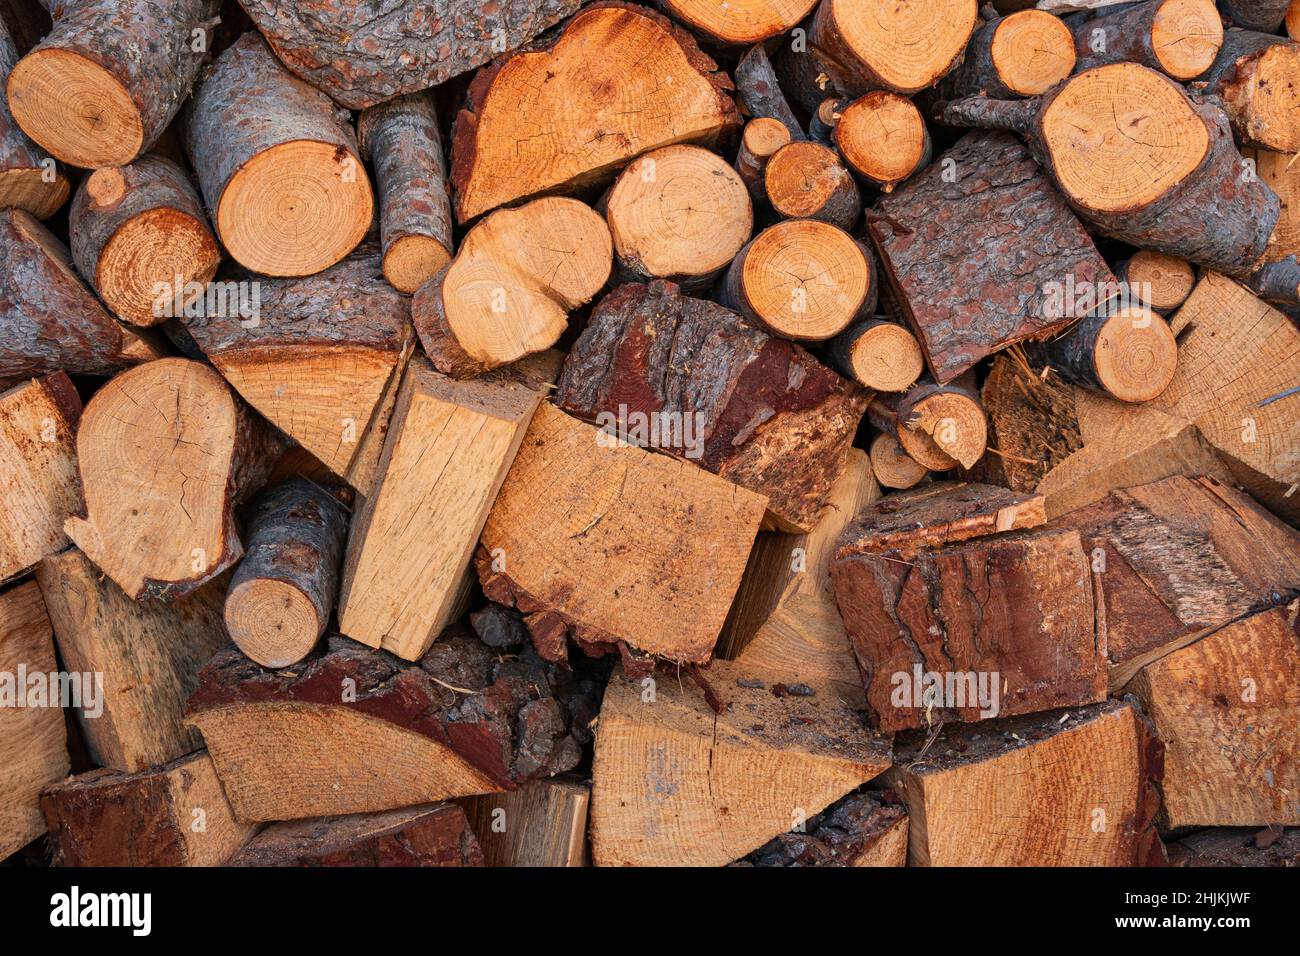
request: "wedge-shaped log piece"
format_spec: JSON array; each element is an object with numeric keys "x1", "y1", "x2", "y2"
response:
[
  {"x1": 0, "y1": 18, "x2": 67, "y2": 218},
  {"x1": 731, "y1": 790, "x2": 908, "y2": 867},
  {"x1": 462, "y1": 777, "x2": 590, "y2": 867},
  {"x1": 1246, "y1": 147, "x2": 1300, "y2": 264},
  {"x1": 40, "y1": 751, "x2": 254, "y2": 867},
  {"x1": 450, "y1": 3, "x2": 740, "y2": 221},
  {"x1": 590, "y1": 658, "x2": 892, "y2": 867}
]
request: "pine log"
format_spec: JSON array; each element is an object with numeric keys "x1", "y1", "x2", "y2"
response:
[
  {"x1": 230, "y1": 803, "x2": 481, "y2": 867},
  {"x1": 412, "y1": 198, "x2": 611, "y2": 378},
  {"x1": 450, "y1": 4, "x2": 740, "y2": 221},
  {"x1": 1247, "y1": 256, "x2": 1300, "y2": 307},
  {"x1": 976, "y1": 353, "x2": 1083, "y2": 493},
  {"x1": 658, "y1": 0, "x2": 818, "y2": 44},
  {"x1": 943, "y1": 64, "x2": 1280, "y2": 276},
  {"x1": 477, "y1": 403, "x2": 767, "y2": 667},
  {"x1": 1041, "y1": 305, "x2": 1179, "y2": 403},
  {"x1": 1247, "y1": 149, "x2": 1298, "y2": 263},
  {"x1": 831, "y1": 92, "x2": 931, "y2": 193},
  {"x1": 734, "y1": 117, "x2": 792, "y2": 202},
  {"x1": 1291, "y1": 0, "x2": 1300, "y2": 36},
  {"x1": 34, "y1": 547, "x2": 229, "y2": 773},
  {"x1": 0, "y1": 581, "x2": 68, "y2": 859},
  {"x1": 40, "y1": 751, "x2": 254, "y2": 867},
  {"x1": 590, "y1": 658, "x2": 893, "y2": 867},
  {"x1": 183, "y1": 246, "x2": 414, "y2": 484},
  {"x1": 236, "y1": 0, "x2": 582, "y2": 111},
  {"x1": 1198, "y1": 29, "x2": 1300, "y2": 153},
  {"x1": 869, "y1": 131, "x2": 1117, "y2": 384},
  {"x1": 0, "y1": 373, "x2": 80, "y2": 583},
  {"x1": 225, "y1": 480, "x2": 349, "y2": 669},
  {"x1": 184, "y1": 32, "x2": 372, "y2": 277},
  {"x1": 886, "y1": 701, "x2": 1165, "y2": 866},
  {"x1": 1169, "y1": 827, "x2": 1300, "y2": 866},
  {"x1": 829, "y1": 318, "x2": 924, "y2": 392},
  {"x1": 604, "y1": 146, "x2": 752, "y2": 292},
  {"x1": 1072, "y1": 0, "x2": 1224, "y2": 81},
  {"x1": 462, "y1": 778, "x2": 590, "y2": 867},
  {"x1": 723, "y1": 219, "x2": 877, "y2": 341},
  {"x1": 1219, "y1": 0, "x2": 1292, "y2": 30},
  {"x1": 69, "y1": 156, "x2": 219, "y2": 327},
  {"x1": 64, "y1": 358, "x2": 285, "y2": 602},
  {"x1": 1117, "y1": 250, "x2": 1197, "y2": 313},
  {"x1": 763, "y1": 141, "x2": 860, "y2": 230},
  {"x1": 731, "y1": 791, "x2": 908, "y2": 867},
  {"x1": 555, "y1": 281, "x2": 868, "y2": 533},
  {"x1": 6, "y1": 0, "x2": 218, "y2": 168},
  {"x1": 1130, "y1": 601, "x2": 1299, "y2": 828},
  {"x1": 868, "y1": 380, "x2": 989, "y2": 471},
  {"x1": 0, "y1": 208, "x2": 162, "y2": 379},
  {"x1": 868, "y1": 432, "x2": 928, "y2": 490},
  {"x1": 951, "y1": 8, "x2": 1077, "y2": 97},
  {"x1": 357, "y1": 91, "x2": 454, "y2": 294},
  {"x1": 734, "y1": 43, "x2": 805, "y2": 140},
  {"x1": 0, "y1": 18, "x2": 66, "y2": 218}
]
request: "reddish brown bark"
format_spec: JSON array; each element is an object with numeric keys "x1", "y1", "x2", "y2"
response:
[{"x1": 734, "y1": 43, "x2": 805, "y2": 140}]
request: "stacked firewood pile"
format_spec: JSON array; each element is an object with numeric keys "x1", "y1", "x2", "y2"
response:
[{"x1": 1, "y1": 0, "x2": 1297, "y2": 868}]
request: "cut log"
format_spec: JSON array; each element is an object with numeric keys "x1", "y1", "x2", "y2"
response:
[
  {"x1": 34, "y1": 547, "x2": 229, "y2": 773},
  {"x1": 357, "y1": 91, "x2": 454, "y2": 294},
  {"x1": 554, "y1": 281, "x2": 868, "y2": 532},
  {"x1": 0, "y1": 373, "x2": 80, "y2": 584},
  {"x1": 1117, "y1": 250, "x2": 1196, "y2": 313},
  {"x1": 1130, "y1": 601, "x2": 1299, "y2": 828},
  {"x1": 40, "y1": 751, "x2": 254, "y2": 867},
  {"x1": 1219, "y1": 0, "x2": 1292, "y2": 30},
  {"x1": 734, "y1": 117, "x2": 792, "y2": 201},
  {"x1": 0, "y1": 581, "x2": 68, "y2": 859},
  {"x1": 604, "y1": 145, "x2": 751, "y2": 292},
  {"x1": 734, "y1": 43, "x2": 805, "y2": 139},
  {"x1": 0, "y1": 18, "x2": 66, "y2": 218},
  {"x1": 236, "y1": 0, "x2": 582, "y2": 110},
  {"x1": 6, "y1": 0, "x2": 218, "y2": 168},
  {"x1": 225, "y1": 480, "x2": 350, "y2": 669},
  {"x1": 829, "y1": 318, "x2": 924, "y2": 392},
  {"x1": 868, "y1": 432, "x2": 929, "y2": 491},
  {"x1": 950, "y1": 8, "x2": 1077, "y2": 97},
  {"x1": 943, "y1": 63, "x2": 1280, "y2": 276},
  {"x1": 0, "y1": 208, "x2": 162, "y2": 379},
  {"x1": 450, "y1": 4, "x2": 740, "y2": 222},
  {"x1": 869, "y1": 131, "x2": 1117, "y2": 384},
  {"x1": 723, "y1": 219, "x2": 877, "y2": 341},
  {"x1": 886, "y1": 701, "x2": 1165, "y2": 866},
  {"x1": 462, "y1": 778, "x2": 590, "y2": 867},
  {"x1": 589, "y1": 658, "x2": 893, "y2": 867},
  {"x1": 1198, "y1": 29, "x2": 1300, "y2": 154},
  {"x1": 1072, "y1": 0, "x2": 1224, "y2": 81},
  {"x1": 1291, "y1": 0, "x2": 1300, "y2": 36},
  {"x1": 976, "y1": 353, "x2": 1083, "y2": 493},
  {"x1": 731, "y1": 791, "x2": 908, "y2": 867},
  {"x1": 478, "y1": 403, "x2": 767, "y2": 666},
  {"x1": 184, "y1": 32, "x2": 372, "y2": 277},
  {"x1": 185, "y1": 631, "x2": 587, "y2": 821},
  {"x1": 1247, "y1": 256, "x2": 1300, "y2": 307},
  {"x1": 658, "y1": 0, "x2": 818, "y2": 44},
  {"x1": 338, "y1": 354, "x2": 554, "y2": 661},
  {"x1": 412, "y1": 198, "x2": 611, "y2": 379},
  {"x1": 230, "y1": 803, "x2": 481, "y2": 867},
  {"x1": 183, "y1": 245, "x2": 413, "y2": 484},
  {"x1": 1041, "y1": 305, "x2": 1179, "y2": 403},
  {"x1": 1169, "y1": 827, "x2": 1300, "y2": 866},
  {"x1": 763, "y1": 140, "x2": 860, "y2": 230},
  {"x1": 868, "y1": 380, "x2": 989, "y2": 471},
  {"x1": 69, "y1": 156, "x2": 219, "y2": 327},
  {"x1": 64, "y1": 358, "x2": 285, "y2": 601},
  {"x1": 832, "y1": 92, "x2": 931, "y2": 193}
]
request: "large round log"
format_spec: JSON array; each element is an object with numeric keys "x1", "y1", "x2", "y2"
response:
[{"x1": 952, "y1": 8, "x2": 1077, "y2": 98}]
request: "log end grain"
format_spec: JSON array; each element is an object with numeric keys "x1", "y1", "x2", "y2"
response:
[
  {"x1": 990, "y1": 10, "x2": 1077, "y2": 96},
  {"x1": 1151, "y1": 0, "x2": 1225, "y2": 80},
  {"x1": 833, "y1": 92, "x2": 929, "y2": 192},
  {"x1": 764, "y1": 140, "x2": 860, "y2": 230},
  {"x1": 868, "y1": 432, "x2": 928, "y2": 490}
]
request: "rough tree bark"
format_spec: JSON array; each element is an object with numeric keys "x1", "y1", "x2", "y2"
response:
[
  {"x1": 1040, "y1": 305, "x2": 1179, "y2": 403},
  {"x1": 1071, "y1": 0, "x2": 1224, "y2": 81},
  {"x1": 0, "y1": 18, "x2": 66, "y2": 218},
  {"x1": 1218, "y1": 0, "x2": 1292, "y2": 30},
  {"x1": 734, "y1": 43, "x2": 805, "y2": 140}
]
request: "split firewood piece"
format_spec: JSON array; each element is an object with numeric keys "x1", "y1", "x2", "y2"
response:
[
  {"x1": 412, "y1": 198, "x2": 611, "y2": 379},
  {"x1": 0, "y1": 208, "x2": 162, "y2": 379},
  {"x1": 781, "y1": 0, "x2": 978, "y2": 110},
  {"x1": 183, "y1": 245, "x2": 413, "y2": 483},
  {"x1": 723, "y1": 219, "x2": 877, "y2": 341},
  {"x1": 0, "y1": 581, "x2": 68, "y2": 859},
  {"x1": 1290, "y1": 0, "x2": 1300, "y2": 37},
  {"x1": 34, "y1": 548, "x2": 228, "y2": 773},
  {"x1": 6, "y1": 0, "x2": 217, "y2": 168},
  {"x1": 734, "y1": 118, "x2": 792, "y2": 201},
  {"x1": 478, "y1": 403, "x2": 767, "y2": 666},
  {"x1": 225, "y1": 480, "x2": 350, "y2": 669},
  {"x1": 734, "y1": 44, "x2": 805, "y2": 139},
  {"x1": 720, "y1": 448, "x2": 877, "y2": 693},
  {"x1": 1220, "y1": 0, "x2": 1292, "y2": 31},
  {"x1": 868, "y1": 380, "x2": 988, "y2": 471},
  {"x1": 338, "y1": 354, "x2": 554, "y2": 661},
  {"x1": 1117, "y1": 250, "x2": 1196, "y2": 313},
  {"x1": 64, "y1": 358, "x2": 285, "y2": 602},
  {"x1": 831, "y1": 92, "x2": 931, "y2": 193},
  {"x1": 731, "y1": 791, "x2": 908, "y2": 867},
  {"x1": 344, "y1": 340, "x2": 415, "y2": 504},
  {"x1": 886, "y1": 701, "x2": 1165, "y2": 866},
  {"x1": 1169, "y1": 827, "x2": 1300, "y2": 867},
  {"x1": 948, "y1": 7, "x2": 1077, "y2": 98},
  {"x1": 590, "y1": 658, "x2": 893, "y2": 867},
  {"x1": 764, "y1": 141, "x2": 860, "y2": 230},
  {"x1": 186, "y1": 631, "x2": 588, "y2": 821},
  {"x1": 869, "y1": 132, "x2": 1116, "y2": 384},
  {"x1": 604, "y1": 146, "x2": 751, "y2": 292},
  {"x1": 1247, "y1": 256, "x2": 1300, "y2": 307},
  {"x1": 237, "y1": 0, "x2": 581, "y2": 110},
  {"x1": 0, "y1": 373, "x2": 80, "y2": 583},
  {"x1": 829, "y1": 318, "x2": 924, "y2": 392},
  {"x1": 184, "y1": 32, "x2": 372, "y2": 277},
  {"x1": 230, "y1": 803, "x2": 481, "y2": 867},
  {"x1": 462, "y1": 778, "x2": 591, "y2": 867},
  {"x1": 357, "y1": 91, "x2": 454, "y2": 295},
  {"x1": 1198, "y1": 29, "x2": 1300, "y2": 153},
  {"x1": 868, "y1": 433, "x2": 928, "y2": 491},
  {"x1": 1245, "y1": 146, "x2": 1298, "y2": 262},
  {"x1": 68, "y1": 156, "x2": 219, "y2": 327},
  {"x1": 1041, "y1": 305, "x2": 1179, "y2": 403},
  {"x1": 450, "y1": 4, "x2": 740, "y2": 221},
  {"x1": 555, "y1": 281, "x2": 867, "y2": 532},
  {"x1": 658, "y1": 0, "x2": 818, "y2": 44},
  {"x1": 1071, "y1": 0, "x2": 1223, "y2": 81},
  {"x1": 1130, "y1": 600, "x2": 1299, "y2": 828},
  {"x1": 975, "y1": 353, "x2": 1082, "y2": 494},
  {"x1": 943, "y1": 64, "x2": 1279, "y2": 276},
  {"x1": 0, "y1": 18, "x2": 66, "y2": 218},
  {"x1": 1058, "y1": 475, "x2": 1300, "y2": 687},
  {"x1": 40, "y1": 751, "x2": 254, "y2": 867}
]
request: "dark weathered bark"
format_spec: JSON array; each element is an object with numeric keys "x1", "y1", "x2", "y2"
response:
[
  {"x1": 1072, "y1": 0, "x2": 1223, "y2": 80},
  {"x1": 1218, "y1": 0, "x2": 1291, "y2": 30},
  {"x1": 734, "y1": 43, "x2": 805, "y2": 139},
  {"x1": 731, "y1": 791, "x2": 908, "y2": 867},
  {"x1": 0, "y1": 18, "x2": 66, "y2": 218},
  {"x1": 236, "y1": 0, "x2": 583, "y2": 110},
  {"x1": 1248, "y1": 255, "x2": 1300, "y2": 306},
  {"x1": 1198, "y1": 28, "x2": 1300, "y2": 152}
]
